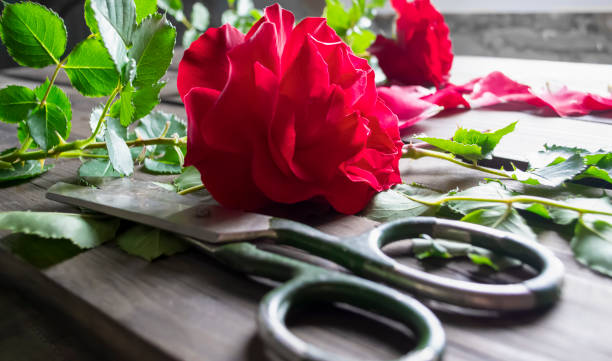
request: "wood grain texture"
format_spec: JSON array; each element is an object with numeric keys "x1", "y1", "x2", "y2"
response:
[{"x1": 0, "y1": 56, "x2": 611, "y2": 361}]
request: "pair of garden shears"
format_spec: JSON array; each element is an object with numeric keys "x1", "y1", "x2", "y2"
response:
[{"x1": 46, "y1": 179, "x2": 564, "y2": 361}]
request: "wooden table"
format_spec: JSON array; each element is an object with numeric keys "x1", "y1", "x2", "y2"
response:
[{"x1": 1, "y1": 55, "x2": 611, "y2": 361}]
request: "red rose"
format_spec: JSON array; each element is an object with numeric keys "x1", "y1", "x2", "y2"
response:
[
  {"x1": 177, "y1": 4, "x2": 403, "y2": 214},
  {"x1": 369, "y1": 0, "x2": 453, "y2": 88}
]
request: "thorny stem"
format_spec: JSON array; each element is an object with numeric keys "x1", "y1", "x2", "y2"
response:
[
  {"x1": 407, "y1": 195, "x2": 612, "y2": 218},
  {"x1": 0, "y1": 85, "x2": 126, "y2": 164},
  {"x1": 0, "y1": 137, "x2": 187, "y2": 163},
  {"x1": 403, "y1": 144, "x2": 510, "y2": 179}
]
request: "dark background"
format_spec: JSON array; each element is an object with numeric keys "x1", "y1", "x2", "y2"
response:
[{"x1": 1, "y1": 0, "x2": 611, "y2": 68}]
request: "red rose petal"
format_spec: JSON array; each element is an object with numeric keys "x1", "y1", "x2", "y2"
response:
[
  {"x1": 177, "y1": 25, "x2": 244, "y2": 101},
  {"x1": 377, "y1": 85, "x2": 443, "y2": 128}
]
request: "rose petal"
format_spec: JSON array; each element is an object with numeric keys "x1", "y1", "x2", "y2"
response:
[
  {"x1": 200, "y1": 22, "x2": 281, "y2": 152},
  {"x1": 177, "y1": 25, "x2": 244, "y2": 101},
  {"x1": 377, "y1": 85, "x2": 443, "y2": 128}
]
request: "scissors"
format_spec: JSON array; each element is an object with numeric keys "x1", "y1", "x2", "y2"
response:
[{"x1": 46, "y1": 179, "x2": 564, "y2": 361}]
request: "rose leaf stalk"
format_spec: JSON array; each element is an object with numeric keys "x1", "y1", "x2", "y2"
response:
[
  {"x1": 402, "y1": 144, "x2": 511, "y2": 179},
  {"x1": 407, "y1": 194, "x2": 612, "y2": 218}
]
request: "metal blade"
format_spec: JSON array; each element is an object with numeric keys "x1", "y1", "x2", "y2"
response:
[{"x1": 46, "y1": 179, "x2": 275, "y2": 244}]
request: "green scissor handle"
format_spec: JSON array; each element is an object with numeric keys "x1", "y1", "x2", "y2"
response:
[
  {"x1": 259, "y1": 272, "x2": 445, "y2": 361},
  {"x1": 269, "y1": 217, "x2": 565, "y2": 311},
  {"x1": 213, "y1": 243, "x2": 445, "y2": 361}
]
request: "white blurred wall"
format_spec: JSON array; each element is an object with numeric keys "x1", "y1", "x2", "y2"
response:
[{"x1": 377, "y1": 0, "x2": 612, "y2": 14}]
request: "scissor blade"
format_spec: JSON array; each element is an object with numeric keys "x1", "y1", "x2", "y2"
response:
[{"x1": 46, "y1": 179, "x2": 275, "y2": 244}]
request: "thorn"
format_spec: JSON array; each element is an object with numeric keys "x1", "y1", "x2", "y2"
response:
[{"x1": 55, "y1": 131, "x2": 67, "y2": 145}]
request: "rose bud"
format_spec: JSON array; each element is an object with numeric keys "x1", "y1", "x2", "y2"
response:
[
  {"x1": 369, "y1": 0, "x2": 453, "y2": 88},
  {"x1": 177, "y1": 4, "x2": 403, "y2": 214}
]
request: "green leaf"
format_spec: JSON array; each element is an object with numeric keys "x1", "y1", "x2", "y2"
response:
[
  {"x1": 0, "y1": 211, "x2": 120, "y2": 249},
  {"x1": 26, "y1": 103, "x2": 69, "y2": 151},
  {"x1": 191, "y1": 2, "x2": 210, "y2": 31},
  {"x1": 512, "y1": 153, "x2": 587, "y2": 187},
  {"x1": 0, "y1": 86, "x2": 38, "y2": 123},
  {"x1": 158, "y1": 0, "x2": 184, "y2": 20},
  {"x1": 17, "y1": 121, "x2": 36, "y2": 148},
  {"x1": 90, "y1": 0, "x2": 135, "y2": 72},
  {"x1": 453, "y1": 121, "x2": 516, "y2": 159},
  {"x1": 348, "y1": 0, "x2": 363, "y2": 25},
  {"x1": 34, "y1": 79, "x2": 72, "y2": 124},
  {"x1": 361, "y1": 184, "x2": 445, "y2": 222},
  {"x1": 527, "y1": 144, "x2": 590, "y2": 169},
  {"x1": 121, "y1": 58, "x2": 138, "y2": 86},
  {"x1": 324, "y1": 0, "x2": 351, "y2": 35},
  {"x1": 250, "y1": 9, "x2": 263, "y2": 21},
  {"x1": 447, "y1": 182, "x2": 536, "y2": 240},
  {"x1": 136, "y1": 111, "x2": 186, "y2": 154},
  {"x1": 461, "y1": 208, "x2": 536, "y2": 240},
  {"x1": 1, "y1": 233, "x2": 82, "y2": 269},
  {"x1": 447, "y1": 182, "x2": 511, "y2": 214},
  {"x1": 523, "y1": 203, "x2": 551, "y2": 219},
  {"x1": 157, "y1": 144, "x2": 185, "y2": 166},
  {"x1": 467, "y1": 253, "x2": 500, "y2": 271},
  {"x1": 84, "y1": 0, "x2": 100, "y2": 34},
  {"x1": 173, "y1": 166, "x2": 202, "y2": 192},
  {"x1": 105, "y1": 128, "x2": 133, "y2": 176},
  {"x1": 129, "y1": 14, "x2": 176, "y2": 88},
  {"x1": 159, "y1": 0, "x2": 183, "y2": 11},
  {"x1": 0, "y1": 160, "x2": 52, "y2": 183},
  {"x1": 417, "y1": 137, "x2": 483, "y2": 161},
  {"x1": 132, "y1": 82, "x2": 164, "y2": 120},
  {"x1": 411, "y1": 236, "x2": 521, "y2": 271},
  {"x1": 135, "y1": 0, "x2": 158, "y2": 23},
  {"x1": 572, "y1": 218, "x2": 612, "y2": 277},
  {"x1": 91, "y1": 0, "x2": 135, "y2": 45},
  {"x1": 78, "y1": 159, "x2": 121, "y2": 178},
  {"x1": 0, "y1": 2, "x2": 66, "y2": 67},
  {"x1": 367, "y1": 0, "x2": 386, "y2": 9},
  {"x1": 63, "y1": 37, "x2": 120, "y2": 97},
  {"x1": 106, "y1": 116, "x2": 127, "y2": 139},
  {"x1": 418, "y1": 122, "x2": 516, "y2": 162},
  {"x1": 143, "y1": 158, "x2": 182, "y2": 174},
  {"x1": 576, "y1": 153, "x2": 612, "y2": 185},
  {"x1": 119, "y1": 85, "x2": 135, "y2": 126},
  {"x1": 347, "y1": 28, "x2": 375, "y2": 55},
  {"x1": 577, "y1": 166, "x2": 612, "y2": 185},
  {"x1": 117, "y1": 224, "x2": 189, "y2": 261},
  {"x1": 586, "y1": 152, "x2": 612, "y2": 169}
]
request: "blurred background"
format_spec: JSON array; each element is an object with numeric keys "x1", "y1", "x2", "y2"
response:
[{"x1": 1, "y1": 0, "x2": 610, "y2": 69}]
